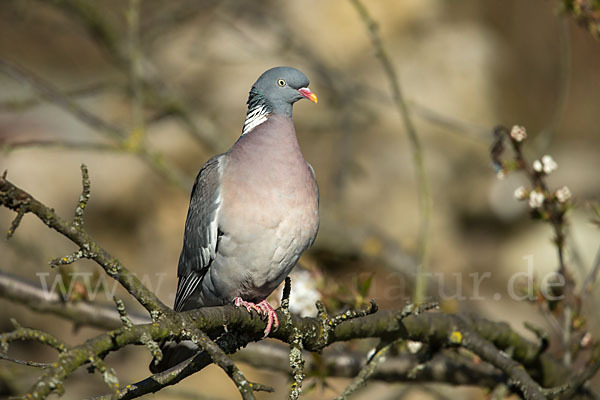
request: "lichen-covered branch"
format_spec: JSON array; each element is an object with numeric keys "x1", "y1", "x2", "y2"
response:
[
  {"x1": 12, "y1": 304, "x2": 583, "y2": 400},
  {"x1": 2, "y1": 170, "x2": 598, "y2": 399},
  {"x1": 0, "y1": 322, "x2": 67, "y2": 355},
  {"x1": 0, "y1": 169, "x2": 170, "y2": 316},
  {"x1": 0, "y1": 269, "x2": 555, "y2": 397},
  {"x1": 450, "y1": 316, "x2": 546, "y2": 400},
  {"x1": 0, "y1": 271, "x2": 595, "y2": 399}
]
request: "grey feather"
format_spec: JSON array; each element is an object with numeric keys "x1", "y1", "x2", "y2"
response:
[{"x1": 174, "y1": 155, "x2": 224, "y2": 312}]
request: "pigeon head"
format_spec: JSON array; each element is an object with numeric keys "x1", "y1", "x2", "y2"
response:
[
  {"x1": 242, "y1": 67, "x2": 317, "y2": 135},
  {"x1": 247, "y1": 66, "x2": 317, "y2": 117}
]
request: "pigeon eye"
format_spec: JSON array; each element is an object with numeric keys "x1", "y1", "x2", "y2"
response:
[{"x1": 277, "y1": 79, "x2": 286, "y2": 87}]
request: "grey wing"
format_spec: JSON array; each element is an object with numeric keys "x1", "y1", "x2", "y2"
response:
[
  {"x1": 307, "y1": 162, "x2": 320, "y2": 247},
  {"x1": 174, "y1": 155, "x2": 224, "y2": 312}
]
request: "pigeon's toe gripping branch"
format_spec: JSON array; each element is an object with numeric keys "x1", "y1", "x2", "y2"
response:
[{"x1": 234, "y1": 297, "x2": 279, "y2": 338}]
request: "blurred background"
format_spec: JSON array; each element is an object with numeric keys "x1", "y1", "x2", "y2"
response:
[{"x1": 1, "y1": 0, "x2": 599, "y2": 398}]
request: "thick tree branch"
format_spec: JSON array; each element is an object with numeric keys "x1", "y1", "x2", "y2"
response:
[
  {"x1": 16, "y1": 305, "x2": 576, "y2": 400},
  {"x1": 2, "y1": 170, "x2": 597, "y2": 399},
  {"x1": 0, "y1": 270, "x2": 531, "y2": 395}
]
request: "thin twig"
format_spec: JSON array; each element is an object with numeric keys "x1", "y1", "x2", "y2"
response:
[
  {"x1": 348, "y1": 0, "x2": 432, "y2": 304},
  {"x1": 233, "y1": 341, "x2": 504, "y2": 388},
  {"x1": 0, "y1": 170, "x2": 171, "y2": 316},
  {"x1": 534, "y1": 17, "x2": 571, "y2": 152},
  {"x1": 73, "y1": 164, "x2": 91, "y2": 228},
  {"x1": 0, "y1": 81, "x2": 111, "y2": 111},
  {"x1": 335, "y1": 341, "x2": 393, "y2": 399},
  {"x1": 45, "y1": 0, "x2": 220, "y2": 151},
  {"x1": 581, "y1": 243, "x2": 600, "y2": 296},
  {"x1": 0, "y1": 353, "x2": 53, "y2": 368},
  {"x1": 0, "y1": 270, "x2": 150, "y2": 329},
  {"x1": 126, "y1": 0, "x2": 144, "y2": 149},
  {"x1": 0, "y1": 58, "x2": 124, "y2": 141},
  {"x1": 1, "y1": 139, "x2": 121, "y2": 153},
  {"x1": 6, "y1": 204, "x2": 26, "y2": 239},
  {"x1": 0, "y1": 58, "x2": 189, "y2": 189}
]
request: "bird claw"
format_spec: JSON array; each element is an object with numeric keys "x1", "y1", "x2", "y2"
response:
[{"x1": 233, "y1": 297, "x2": 279, "y2": 338}]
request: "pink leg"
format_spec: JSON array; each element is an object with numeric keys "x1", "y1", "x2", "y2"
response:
[
  {"x1": 234, "y1": 297, "x2": 262, "y2": 314},
  {"x1": 233, "y1": 297, "x2": 279, "y2": 337}
]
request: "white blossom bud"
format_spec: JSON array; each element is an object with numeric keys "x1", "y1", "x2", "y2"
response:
[
  {"x1": 407, "y1": 341, "x2": 423, "y2": 354},
  {"x1": 541, "y1": 155, "x2": 557, "y2": 174},
  {"x1": 528, "y1": 190, "x2": 545, "y2": 208},
  {"x1": 496, "y1": 170, "x2": 505, "y2": 180},
  {"x1": 514, "y1": 186, "x2": 528, "y2": 200},
  {"x1": 581, "y1": 332, "x2": 592, "y2": 348},
  {"x1": 555, "y1": 186, "x2": 572, "y2": 203},
  {"x1": 510, "y1": 125, "x2": 527, "y2": 142},
  {"x1": 532, "y1": 160, "x2": 543, "y2": 173}
]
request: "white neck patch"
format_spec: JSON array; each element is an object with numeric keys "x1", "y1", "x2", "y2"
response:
[{"x1": 242, "y1": 105, "x2": 270, "y2": 135}]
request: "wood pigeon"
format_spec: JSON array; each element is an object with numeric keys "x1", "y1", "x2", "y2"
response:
[{"x1": 152, "y1": 66, "x2": 319, "y2": 372}]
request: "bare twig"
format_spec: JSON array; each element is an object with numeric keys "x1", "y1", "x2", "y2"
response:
[
  {"x1": 0, "y1": 58, "x2": 124, "y2": 140},
  {"x1": 535, "y1": 17, "x2": 571, "y2": 152},
  {"x1": 234, "y1": 341, "x2": 504, "y2": 388},
  {"x1": 348, "y1": 0, "x2": 432, "y2": 304},
  {"x1": 1, "y1": 139, "x2": 120, "y2": 153},
  {"x1": 0, "y1": 58, "x2": 190, "y2": 189},
  {"x1": 126, "y1": 0, "x2": 144, "y2": 150},
  {"x1": 0, "y1": 353, "x2": 53, "y2": 368},
  {"x1": 0, "y1": 169, "x2": 171, "y2": 316},
  {"x1": 581, "y1": 243, "x2": 600, "y2": 296},
  {"x1": 335, "y1": 341, "x2": 393, "y2": 399},
  {"x1": 0, "y1": 81, "x2": 111, "y2": 111},
  {"x1": 45, "y1": 0, "x2": 221, "y2": 151},
  {"x1": 6, "y1": 204, "x2": 26, "y2": 239},
  {"x1": 73, "y1": 164, "x2": 91, "y2": 228},
  {"x1": 0, "y1": 270, "x2": 150, "y2": 329}
]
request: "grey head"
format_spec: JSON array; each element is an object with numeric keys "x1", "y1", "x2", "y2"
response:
[{"x1": 243, "y1": 67, "x2": 317, "y2": 134}]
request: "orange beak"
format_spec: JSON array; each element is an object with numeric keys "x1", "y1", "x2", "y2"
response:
[{"x1": 298, "y1": 87, "x2": 318, "y2": 104}]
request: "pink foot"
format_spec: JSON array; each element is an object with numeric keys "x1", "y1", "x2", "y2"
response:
[{"x1": 233, "y1": 297, "x2": 279, "y2": 338}]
